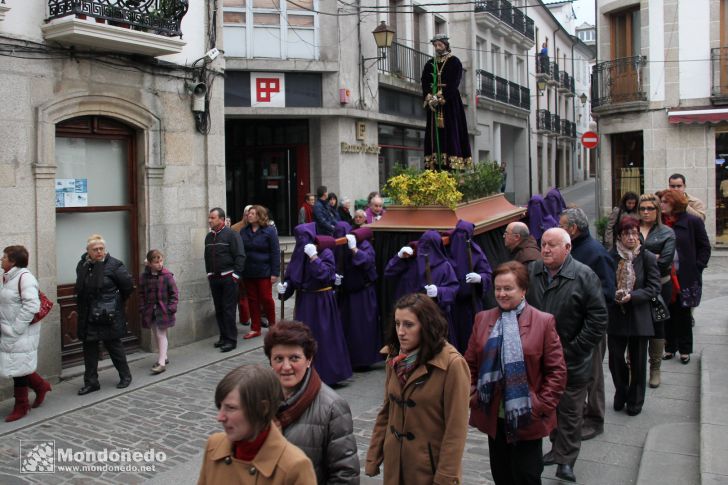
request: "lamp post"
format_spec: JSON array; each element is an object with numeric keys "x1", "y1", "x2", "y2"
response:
[
  {"x1": 362, "y1": 21, "x2": 395, "y2": 63},
  {"x1": 537, "y1": 79, "x2": 547, "y2": 95},
  {"x1": 579, "y1": 92, "x2": 588, "y2": 106}
]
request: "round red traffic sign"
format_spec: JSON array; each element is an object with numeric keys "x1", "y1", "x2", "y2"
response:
[{"x1": 581, "y1": 131, "x2": 599, "y2": 149}]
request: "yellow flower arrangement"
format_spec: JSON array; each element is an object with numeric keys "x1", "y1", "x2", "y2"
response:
[{"x1": 384, "y1": 170, "x2": 463, "y2": 209}]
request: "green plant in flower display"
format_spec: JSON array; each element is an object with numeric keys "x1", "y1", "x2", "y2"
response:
[
  {"x1": 458, "y1": 161, "x2": 503, "y2": 202},
  {"x1": 384, "y1": 170, "x2": 463, "y2": 209}
]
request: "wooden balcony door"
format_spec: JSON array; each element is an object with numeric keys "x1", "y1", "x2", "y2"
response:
[
  {"x1": 56, "y1": 116, "x2": 141, "y2": 367},
  {"x1": 610, "y1": 8, "x2": 640, "y2": 102}
]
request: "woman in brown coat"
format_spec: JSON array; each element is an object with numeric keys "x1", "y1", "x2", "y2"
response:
[
  {"x1": 197, "y1": 364, "x2": 316, "y2": 485},
  {"x1": 365, "y1": 293, "x2": 470, "y2": 484},
  {"x1": 465, "y1": 261, "x2": 566, "y2": 485}
]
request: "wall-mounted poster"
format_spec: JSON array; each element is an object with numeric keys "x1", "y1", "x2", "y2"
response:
[{"x1": 56, "y1": 178, "x2": 88, "y2": 208}]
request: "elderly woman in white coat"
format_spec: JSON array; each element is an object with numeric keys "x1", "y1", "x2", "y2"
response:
[{"x1": 0, "y1": 245, "x2": 52, "y2": 422}]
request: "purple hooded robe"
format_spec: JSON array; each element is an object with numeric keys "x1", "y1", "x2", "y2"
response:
[
  {"x1": 333, "y1": 222, "x2": 382, "y2": 367},
  {"x1": 383, "y1": 230, "x2": 459, "y2": 324},
  {"x1": 446, "y1": 220, "x2": 493, "y2": 352},
  {"x1": 544, "y1": 187, "x2": 567, "y2": 220},
  {"x1": 526, "y1": 195, "x2": 559, "y2": 242},
  {"x1": 280, "y1": 223, "x2": 352, "y2": 385}
]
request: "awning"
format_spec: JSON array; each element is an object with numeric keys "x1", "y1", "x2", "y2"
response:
[{"x1": 668, "y1": 108, "x2": 728, "y2": 125}]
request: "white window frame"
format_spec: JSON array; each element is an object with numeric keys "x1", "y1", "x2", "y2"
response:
[{"x1": 222, "y1": 0, "x2": 320, "y2": 60}]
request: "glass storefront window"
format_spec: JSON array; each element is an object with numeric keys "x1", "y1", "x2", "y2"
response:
[
  {"x1": 378, "y1": 124, "x2": 425, "y2": 186},
  {"x1": 715, "y1": 131, "x2": 728, "y2": 245}
]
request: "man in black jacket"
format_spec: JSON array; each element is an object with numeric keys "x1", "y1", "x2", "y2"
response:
[
  {"x1": 526, "y1": 227, "x2": 607, "y2": 483},
  {"x1": 313, "y1": 185, "x2": 337, "y2": 236},
  {"x1": 205, "y1": 207, "x2": 246, "y2": 352},
  {"x1": 560, "y1": 208, "x2": 616, "y2": 442}
]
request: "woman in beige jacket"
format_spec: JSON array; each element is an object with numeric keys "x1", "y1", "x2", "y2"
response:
[
  {"x1": 198, "y1": 364, "x2": 315, "y2": 485},
  {"x1": 366, "y1": 293, "x2": 470, "y2": 484}
]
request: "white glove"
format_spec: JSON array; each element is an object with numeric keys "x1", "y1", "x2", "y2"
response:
[
  {"x1": 375, "y1": 214, "x2": 382, "y2": 221},
  {"x1": 304, "y1": 244, "x2": 318, "y2": 258},
  {"x1": 277, "y1": 282, "x2": 288, "y2": 295},
  {"x1": 335, "y1": 274, "x2": 343, "y2": 286},
  {"x1": 398, "y1": 246, "x2": 414, "y2": 259},
  {"x1": 346, "y1": 234, "x2": 357, "y2": 249},
  {"x1": 465, "y1": 272, "x2": 482, "y2": 284},
  {"x1": 425, "y1": 284, "x2": 438, "y2": 298}
]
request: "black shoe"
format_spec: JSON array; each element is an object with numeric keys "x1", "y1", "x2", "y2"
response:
[
  {"x1": 78, "y1": 384, "x2": 100, "y2": 395},
  {"x1": 581, "y1": 425, "x2": 604, "y2": 440},
  {"x1": 220, "y1": 343, "x2": 236, "y2": 353},
  {"x1": 626, "y1": 405, "x2": 642, "y2": 416},
  {"x1": 543, "y1": 451, "x2": 556, "y2": 466},
  {"x1": 556, "y1": 464, "x2": 576, "y2": 482},
  {"x1": 261, "y1": 317, "x2": 269, "y2": 328},
  {"x1": 213, "y1": 340, "x2": 224, "y2": 348},
  {"x1": 116, "y1": 377, "x2": 132, "y2": 389},
  {"x1": 614, "y1": 393, "x2": 626, "y2": 412}
]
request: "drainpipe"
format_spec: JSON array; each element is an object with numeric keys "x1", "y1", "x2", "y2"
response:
[
  {"x1": 594, "y1": 0, "x2": 601, "y2": 214},
  {"x1": 572, "y1": 40, "x2": 577, "y2": 184}
]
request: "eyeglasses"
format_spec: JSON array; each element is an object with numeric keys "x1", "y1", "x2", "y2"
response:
[{"x1": 639, "y1": 206, "x2": 656, "y2": 212}]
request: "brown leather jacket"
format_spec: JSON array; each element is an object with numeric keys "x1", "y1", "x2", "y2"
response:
[
  {"x1": 510, "y1": 235, "x2": 542, "y2": 264},
  {"x1": 465, "y1": 304, "x2": 566, "y2": 441}
]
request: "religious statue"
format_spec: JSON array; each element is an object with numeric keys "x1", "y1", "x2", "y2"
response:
[{"x1": 421, "y1": 34, "x2": 472, "y2": 171}]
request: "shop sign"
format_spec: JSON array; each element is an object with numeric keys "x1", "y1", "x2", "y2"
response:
[
  {"x1": 341, "y1": 142, "x2": 380, "y2": 154},
  {"x1": 251, "y1": 73, "x2": 285, "y2": 108}
]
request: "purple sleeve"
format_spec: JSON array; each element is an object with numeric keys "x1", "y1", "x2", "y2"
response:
[{"x1": 384, "y1": 255, "x2": 409, "y2": 278}]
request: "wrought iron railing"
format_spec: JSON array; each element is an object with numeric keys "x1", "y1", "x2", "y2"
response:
[
  {"x1": 559, "y1": 71, "x2": 570, "y2": 90},
  {"x1": 550, "y1": 113, "x2": 560, "y2": 133},
  {"x1": 476, "y1": 69, "x2": 530, "y2": 110},
  {"x1": 495, "y1": 76, "x2": 509, "y2": 103},
  {"x1": 537, "y1": 109, "x2": 552, "y2": 131},
  {"x1": 560, "y1": 119, "x2": 576, "y2": 138},
  {"x1": 592, "y1": 56, "x2": 648, "y2": 109},
  {"x1": 551, "y1": 62, "x2": 559, "y2": 82},
  {"x1": 711, "y1": 47, "x2": 728, "y2": 99},
  {"x1": 379, "y1": 41, "x2": 431, "y2": 84},
  {"x1": 47, "y1": 0, "x2": 188, "y2": 37},
  {"x1": 474, "y1": 0, "x2": 535, "y2": 41}
]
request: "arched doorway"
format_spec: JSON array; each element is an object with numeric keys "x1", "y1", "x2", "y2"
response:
[{"x1": 55, "y1": 116, "x2": 141, "y2": 366}]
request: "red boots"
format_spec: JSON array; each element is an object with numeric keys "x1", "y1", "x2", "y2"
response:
[
  {"x1": 28, "y1": 372, "x2": 52, "y2": 408},
  {"x1": 5, "y1": 387, "x2": 30, "y2": 422}
]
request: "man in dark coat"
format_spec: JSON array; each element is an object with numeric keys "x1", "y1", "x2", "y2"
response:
[
  {"x1": 421, "y1": 34, "x2": 472, "y2": 170},
  {"x1": 526, "y1": 228, "x2": 608, "y2": 483},
  {"x1": 560, "y1": 208, "x2": 616, "y2": 441},
  {"x1": 503, "y1": 221, "x2": 542, "y2": 264},
  {"x1": 204, "y1": 207, "x2": 246, "y2": 353},
  {"x1": 76, "y1": 235, "x2": 134, "y2": 395},
  {"x1": 446, "y1": 220, "x2": 492, "y2": 353},
  {"x1": 313, "y1": 185, "x2": 338, "y2": 236}
]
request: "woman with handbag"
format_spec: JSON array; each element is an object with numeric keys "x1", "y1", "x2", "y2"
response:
[
  {"x1": 637, "y1": 194, "x2": 675, "y2": 388},
  {"x1": 76, "y1": 234, "x2": 134, "y2": 395},
  {"x1": 0, "y1": 245, "x2": 52, "y2": 422},
  {"x1": 607, "y1": 218, "x2": 661, "y2": 416}
]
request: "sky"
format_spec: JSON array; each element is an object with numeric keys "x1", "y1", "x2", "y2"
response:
[{"x1": 571, "y1": 0, "x2": 596, "y2": 24}]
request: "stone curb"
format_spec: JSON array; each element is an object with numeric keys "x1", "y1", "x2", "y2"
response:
[{"x1": 700, "y1": 343, "x2": 728, "y2": 483}]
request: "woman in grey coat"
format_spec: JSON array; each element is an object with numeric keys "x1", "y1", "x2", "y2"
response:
[{"x1": 264, "y1": 320, "x2": 360, "y2": 484}]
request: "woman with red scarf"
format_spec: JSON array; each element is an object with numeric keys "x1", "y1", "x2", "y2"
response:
[
  {"x1": 198, "y1": 364, "x2": 315, "y2": 485},
  {"x1": 264, "y1": 320, "x2": 360, "y2": 484},
  {"x1": 366, "y1": 293, "x2": 470, "y2": 484},
  {"x1": 658, "y1": 189, "x2": 711, "y2": 365}
]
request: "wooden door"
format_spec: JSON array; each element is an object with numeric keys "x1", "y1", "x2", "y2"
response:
[
  {"x1": 56, "y1": 116, "x2": 140, "y2": 367},
  {"x1": 610, "y1": 8, "x2": 639, "y2": 102}
]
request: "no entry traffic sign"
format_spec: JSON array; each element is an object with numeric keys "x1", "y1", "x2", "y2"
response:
[{"x1": 581, "y1": 131, "x2": 599, "y2": 149}]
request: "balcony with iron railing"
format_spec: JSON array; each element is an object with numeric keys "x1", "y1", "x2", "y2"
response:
[
  {"x1": 536, "y1": 109, "x2": 552, "y2": 133},
  {"x1": 476, "y1": 69, "x2": 530, "y2": 111},
  {"x1": 474, "y1": 0, "x2": 535, "y2": 46},
  {"x1": 560, "y1": 119, "x2": 576, "y2": 138},
  {"x1": 536, "y1": 53, "x2": 551, "y2": 81},
  {"x1": 550, "y1": 113, "x2": 561, "y2": 135},
  {"x1": 591, "y1": 56, "x2": 648, "y2": 114},
  {"x1": 378, "y1": 41, "x2": 431, "y2": 85},
  {"x1": 548, "y1": 62, "x2": 560, "y2": 86},
  {"x1": 43, "y1": 0, "x2": 188, "y2": 57},
  {"x1": 559, "y1": 71, "x2": 575, "y2": 96},
  {"x1": 711, "y1": 47, "x2": 728, "y2": 105}
]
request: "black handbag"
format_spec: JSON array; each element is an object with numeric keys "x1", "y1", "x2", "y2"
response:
[
  {"x1": 650, "y1": 294, "x2": 670, "y2": 322},
  {"x1": 89, "y1": 291, "x2": 119, "y2": 325}
]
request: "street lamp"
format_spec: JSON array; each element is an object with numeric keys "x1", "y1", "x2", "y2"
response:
[
  {"x1": 362, "y1": 21, "x2": 395, "y2": 62},
  {"x1": 579, "y1": 92, "x2": 588, "y2": 106},
  {"x1": 537, "y1": 79, "x2": 547, "y2": 95}
]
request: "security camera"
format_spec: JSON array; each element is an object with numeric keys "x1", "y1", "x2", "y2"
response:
[{"x1": 189, "y1": 82, "x2": 207, "y2": 113}]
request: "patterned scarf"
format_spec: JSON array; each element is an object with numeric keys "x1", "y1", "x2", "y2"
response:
[
  {"x1": 275, "y1": 367, "x2": 322, "y2": 431},
  {"x1": 477, "y1": 299, "x2": 530, "y2": 442},
  {"x1": 615, "y1": 240, "x2": 640, "y2": 294},
  {"x1": 390, "y1": 350, "x2": 419, "y2": 387}
]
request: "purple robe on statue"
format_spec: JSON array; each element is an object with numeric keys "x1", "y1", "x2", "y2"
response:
[
  {"x1": 544, "y1": 187, "x2": 567, "y2": 220},
  {"x1": 446, "y1": 220, "x2": 493, "y2": 353},
  {"x1": 526, "y1": 195, "x2": 559, "y2": 242},
  {"x1": 421, "y1": 53, "x2": 472, "y2": 170},
  {"x1": 384, "y1": 230, "x2": 459, "y2": 325},
  {"x1": 333, "y1": 222, "x2": 382, "y2": 368},
  {"x1": 280, "y1": 223, "x2": 352, "y2": 385}
]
